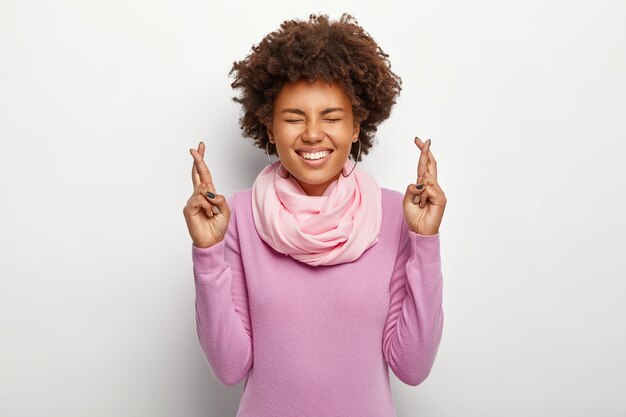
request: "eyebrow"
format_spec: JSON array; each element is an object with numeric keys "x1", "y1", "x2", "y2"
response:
[{"x1": 280, "y1": 107, "x2": 345, "y2": 116}]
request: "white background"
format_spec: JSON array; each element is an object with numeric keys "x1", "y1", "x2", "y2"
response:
[{"x1": 1, "y1": 0, "x2": 625, "y2": 416}]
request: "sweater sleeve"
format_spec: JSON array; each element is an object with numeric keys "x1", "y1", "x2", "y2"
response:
[
  {"x1": 381, "y1": 221, "x2": 444, "y2": 386},
  {"x1": 192, "y1": 193, "x2": 253, "y2": 387}
]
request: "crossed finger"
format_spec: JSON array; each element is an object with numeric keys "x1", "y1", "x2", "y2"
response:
[
  {"x1": 413, "y1": 136, "x2": 439, "y2": 206},
  {"x1": 414, "y1": 136, "x2": 437, "y2": 180},
  {"x1": 190, "y1": 141, "x2": 216, "y2": 194}
]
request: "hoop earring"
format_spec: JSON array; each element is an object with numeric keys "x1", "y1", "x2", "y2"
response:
[
  {"x1": 341, "y1": 139, "x2": 361, "y2": 177},
  {"x1": 266, "y1": 141, "x2": 289, "y2": 178}
]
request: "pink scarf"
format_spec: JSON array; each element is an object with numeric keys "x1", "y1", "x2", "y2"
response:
[{"x1": 251, "y1": 160, "x2": 382, "y2": 266}]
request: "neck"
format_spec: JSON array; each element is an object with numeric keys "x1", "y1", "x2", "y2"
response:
[{"x1": 295, "y1": 172, "x2": 341, "y2": 196}]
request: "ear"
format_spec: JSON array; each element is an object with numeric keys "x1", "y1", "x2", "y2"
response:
[
  {"x1": 265, "y1": 121, "x2": 274, "y2": 143},
  {"x1": 352, "y1": 119, "x2": 361, "y2": 141}
]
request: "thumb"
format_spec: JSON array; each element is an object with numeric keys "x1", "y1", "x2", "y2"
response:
[
  {"x1": 404, "y1": 183, "x2": 424, "y2": 205},
  {"x1": 205, "y1": 192, "x2": 231, "y2": 219}
]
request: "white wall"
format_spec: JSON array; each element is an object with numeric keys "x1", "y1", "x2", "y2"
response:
[{"x1": 1, "y1": 0, "x2": 625, "y2": 416}]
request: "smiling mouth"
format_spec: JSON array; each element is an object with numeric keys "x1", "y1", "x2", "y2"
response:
[{"x1": 296, "y1": 150, "x2": 333, "y2": 161}]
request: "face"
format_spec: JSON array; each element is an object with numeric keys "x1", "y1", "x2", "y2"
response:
[{"x1": 266, "y1": 79, "x2": 360, "y2": 196}]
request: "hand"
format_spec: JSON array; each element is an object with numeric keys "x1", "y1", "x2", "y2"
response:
[
  {"x1": 182, "y1": 141, "x2": 231, "y2": 248},
  {"x1": 402, "y1": 137, "x2": 447, "y2": 236}
]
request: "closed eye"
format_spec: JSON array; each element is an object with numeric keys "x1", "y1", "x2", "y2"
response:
[
  {"x1": 285, "y1": 119, "x2": 303, "y2": 123},
  {"x1": 324, "y1": 118, "x2": 341, "y2": 122}
]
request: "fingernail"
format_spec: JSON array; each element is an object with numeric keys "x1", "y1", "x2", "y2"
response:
[
  {"x1": 427, "y1": 139, "x2": 431, "y2": 145},
  {"x1": 415, "y1": 184, "x2": 424, "y2": 189},
  {"x1": 206, "y1": 191, "x2": 216, "y2": 199}
]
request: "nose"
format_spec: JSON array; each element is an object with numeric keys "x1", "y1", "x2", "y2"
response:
[{"x1": 303, "y1": 120, "x2": 324, "y2": 143}]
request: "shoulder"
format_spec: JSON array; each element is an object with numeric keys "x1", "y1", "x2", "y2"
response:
[
  {"x1": 380, "y1": 187, "x2": 405, "y2": 220},
  {"x1": 380, "y1": 187, "x2": 404, "y2": 205},
  {"x1": 225, "y1": 189, "x2": 254, "y2": 225},
  {"x1": 379, "y1": 187, "x2": 409, "y2": 242},
  {"x1": 226, "y1": 188, "x2": 252, "y2": 207}
]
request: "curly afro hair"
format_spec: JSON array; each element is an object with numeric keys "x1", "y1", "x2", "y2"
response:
[{"x1": 228, "y1": 13, "x2": 402, "y2": 161}]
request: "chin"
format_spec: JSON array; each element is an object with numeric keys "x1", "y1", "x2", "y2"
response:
[{"x1": 296, "y1": 168, "x2": 341, "y2": 183}]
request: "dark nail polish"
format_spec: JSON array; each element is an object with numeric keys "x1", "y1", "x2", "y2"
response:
[
  {"x1": 206, "y1": 191, "x2": 216, "y2": 199},
  {"x1": 415, "y1": 184, "x2": 424, "y2": 189}
]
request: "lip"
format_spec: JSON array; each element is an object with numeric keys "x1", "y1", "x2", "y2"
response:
[
  {"x1": 296, "y1": 149, "x2": 333, "y2": 167},
  {"x1": 295, "y1": 147, "x2": 334, "y2": 153}
]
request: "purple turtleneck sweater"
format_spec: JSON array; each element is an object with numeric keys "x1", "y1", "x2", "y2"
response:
[{"x1": 192, "y1": 187, "x2": 444, "y2": 417}]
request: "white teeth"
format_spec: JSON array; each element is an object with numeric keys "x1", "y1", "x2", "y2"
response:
[{"x1": 300, "y1": 151, "x2": 331, "y2": 160}]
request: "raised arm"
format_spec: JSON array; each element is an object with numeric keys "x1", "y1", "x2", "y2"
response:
[
  {"x1": 382, "y1": 222, "x2": 444, "y2": 386},
  {"x1": 183, "y1": 141, "x2": 252, "y2": 387},
  {"x1": 383, "y1": 135, "x2": 446, "y2": 385},
  {"x1": 192, "y1": 193, "x2": 253, "y2": 387}
]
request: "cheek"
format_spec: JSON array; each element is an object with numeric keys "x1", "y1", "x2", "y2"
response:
[
  {"x1": 275, "y1": 124, "x2": 302, "y2": 139},
  {"x1": 321, "y1": 122, "x2": 351, "y2": 139},
  {"x1": 336, "y1": 124, "x2": 357, "y2": 143}
]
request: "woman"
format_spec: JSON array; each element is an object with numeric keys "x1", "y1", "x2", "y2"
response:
[{"x1": 183, "y1": 13, "x2": 447, "y2": 417}]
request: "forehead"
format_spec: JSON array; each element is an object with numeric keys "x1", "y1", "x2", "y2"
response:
[{"x1": 274, "y1": 79, "x2": 351, "y2": 108}]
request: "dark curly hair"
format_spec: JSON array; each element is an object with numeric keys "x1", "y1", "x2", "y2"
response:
[{"x1": 229, "y1": 13, "x2": 402, "y2": 161}]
